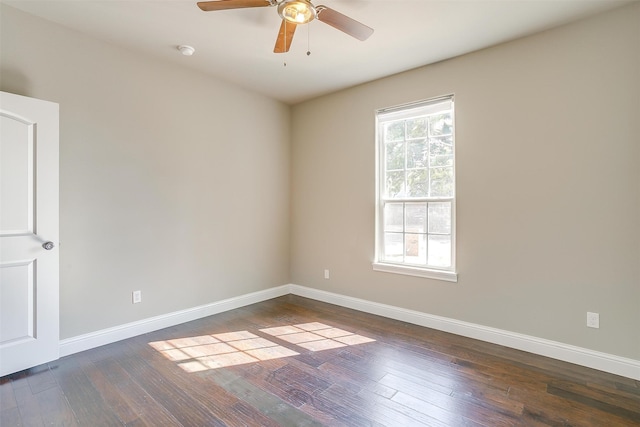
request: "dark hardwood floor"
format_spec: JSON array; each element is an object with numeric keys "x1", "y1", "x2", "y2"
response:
[{"x1": 2, "y1": 295, "x2": 639, "y2": 426}]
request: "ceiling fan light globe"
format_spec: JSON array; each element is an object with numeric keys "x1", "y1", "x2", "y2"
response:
[{"x1": 278, "y1": 0, "x2": 316, "y2": 24}]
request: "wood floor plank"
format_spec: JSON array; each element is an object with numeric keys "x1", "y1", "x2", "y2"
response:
[
  {"x1": 225, "y1": 356, "x2": 378, "y2": 426},
  {"x1": 25, "y1": 368, "x2": 57, "y2": 396},
  {"x1": 391, "y1": 390, "x2": 503, "y2": 427},
  {"x1": 380, "y1": 371, "x2": 524, "y2": 419},
  {"x1": 0, "y1": 380, "x2": 17, "y2": 411},
  {"x1": 504, "y1": 375, "x2": 637, "y2": 426},
  {"x1": 115, "y1": 353, "x2": 226, "y2": 427},
  {"x1": 616, "y1": 380, "x2": 640, "y2": 396},
  {"x1": 547, "y1": 381, "x2": 640, "y2": 423},
  {"x1": 0, "y1": 406, "x2": 23, "y2": 427},
  {"x1": 48, "y1": 357, "x2": 123, "y2": 426},
  {"x1": 588, "y1": 379, "x2": 640, "y2": 401},
  {"x1": 321, "y1": 382, "x2": 434, "y2": 427},
  {"x1": 80, "y1": 358, "x2": 144, "y2": 425},
  {"x1": 7, "y1": 372, "x2": 31, "y2": 392},
  {"x1": 319, "y1": 357, "x2": 396, "y2": 399},
  {"x1": 91, "y1": 357, "x2": 182, "y2": 427},
  {"x1": 33, "y1": 385, "x2": 79, "y2": 427},
  {"x1": 298, "y1": 401, "x2": 351, "y2": 427},
  {"x1": 12, "y1": 383, "x2": 45, "y2": 427},
  {"x1": 302, "y1": 390, "x2": 382, "y2": 427},
  {"x1": 206, "y1": 367, "x2": 325, "y2": 427},
  {"x1": 355, "y1": 386, "x2": 455, "y2": 427},
  {"x1": 269, "y1": 363, "x2": 332, "y2": 401}
]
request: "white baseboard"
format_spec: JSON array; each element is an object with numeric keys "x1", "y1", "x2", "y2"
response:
[
  {"x1": 59, "y1": 285, "x2": 290, "y2": 357},
  {"x1": 289, "y1": 284, "x2": 640, "y2": 380},
  {"x1": 59, "y1": 283, "x2": 640, "y2": 380}
]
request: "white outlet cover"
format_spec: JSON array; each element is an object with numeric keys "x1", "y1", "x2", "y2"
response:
[
  {"x1": 132, "y1": 291, "x2": 142, "y2": 304},
  {"x1": 586, "y1": 312, "x2": 599, "y2": 328}
]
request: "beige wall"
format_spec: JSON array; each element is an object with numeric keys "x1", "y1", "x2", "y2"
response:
[
  {"x1": 1, "y1": 5, "x2": 291, "y2": 339},
  {"x1": 291, "y1": 3, "x2": 640, "y2": 360},
  {"x1": 2, "y1": 3, "x2": 638, "y2": 362}
]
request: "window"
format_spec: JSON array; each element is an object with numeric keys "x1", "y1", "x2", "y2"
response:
[{"x1": 374, "y1": 96, "x2": 457, "y2": 282}]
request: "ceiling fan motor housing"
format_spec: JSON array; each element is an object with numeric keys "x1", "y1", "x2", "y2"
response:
[{"x1": 278, "y1": 0, "x2": 317, "y2": 24}]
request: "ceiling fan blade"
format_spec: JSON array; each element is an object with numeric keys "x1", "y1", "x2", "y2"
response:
[
  {"x1": 274, "y1": 20, "x2": 297, "y2": 53},
  {"x1": 316, "y1": 5, "x2": 373, "y2": 41},
  {"x1": 197, "y1": 0, "x2": 272, "y2": 12}
]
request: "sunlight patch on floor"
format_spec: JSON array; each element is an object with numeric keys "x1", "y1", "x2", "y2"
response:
[
  {"x1": 149, "y1": 323, "x2": 374, "y2": 373},
  {"x1": 261, "y1": 322, "x2": 375, "y2": 351}
]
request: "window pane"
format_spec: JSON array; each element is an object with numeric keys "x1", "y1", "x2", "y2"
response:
[
  {"x1": 383, "y1": 233, "x2": 403, "y2": 262},
  {"x1": 428, "y1": 235, "x2": 451, "y2": 267},
  {"x1": 430, "y1": 136, "x2": 453, "y2": 153},
  {"x1": 384, "y1": 121, "x2": 404, "y2": 142},
  {"x1": 385, "y1": 171, "x2": 405, "y2": 198},
  {"x1": 405, "y1": 203, "x2": 427, "y2": 233},
  {"x1": 384, "y1": 203, "x2": 403, "y2": 232},
  {"x1": 430, "y1": 137, "x2": 453, "y2": 167},
  {"x1": 386, "y1": 142, "x2": 404, "y2": 170},
  {"x1": 430, "y1": 155, "x2": 453, "y2": 168},
  {"x1": 405, "y1": 234, "x2": 427, "y2": 265},
  {"x1": 407, "y1": 117, "x2": 427, "y2": 139},
  {"x1": 429, "y1": 113, "x2": 452, "y2": 136},
  {"x1": 407, "y1": 140, "x2": 427, "y2": 169},
  {"x1": 429, "y1": 167, "x2": 453, "y2": 197},
  {"x1": 407, "y1": 169, "x2": 428, "y2": 197},
  {"x1": 428, "y1": 202, "x2": 451, "y2": 234}
]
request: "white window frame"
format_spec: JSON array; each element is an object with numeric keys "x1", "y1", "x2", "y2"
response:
[{"x1": 373, "y1": 95, "x2": 457, "y2": 282}]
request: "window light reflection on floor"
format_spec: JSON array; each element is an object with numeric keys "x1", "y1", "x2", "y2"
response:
[
  {"x1": 149, "y1": 331, "x2": 298, "y2": 373},
  {"x1": 260, "y1": 322, "x2": 375, "y2": 351},
  {"x1": 149, "y1": 322, "x2": 375, "y2": 373}
]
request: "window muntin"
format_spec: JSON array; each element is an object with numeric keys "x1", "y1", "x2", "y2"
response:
[{"x1": 375, "y1": 96, "x2": 455, "y2": 277}]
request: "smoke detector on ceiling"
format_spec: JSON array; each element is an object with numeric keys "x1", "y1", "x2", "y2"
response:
[{"x1": 177, "y1": 45, "x2": 195, "y2": 56}]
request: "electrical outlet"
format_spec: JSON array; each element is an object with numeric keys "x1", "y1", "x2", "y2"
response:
[
  {"x1": 324, "y1": 269, "x2": 330, "y2": 279},
  {"x1": 132, "y1": 290, "x2": 142, "y2": 304},
  {"x1": 586, "y1": 312, "x2": 599, "y2": 328}
]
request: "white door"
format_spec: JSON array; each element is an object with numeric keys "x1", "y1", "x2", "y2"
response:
[{"x1": 0, "y1": 91, "x2": 59, "y2": 377}]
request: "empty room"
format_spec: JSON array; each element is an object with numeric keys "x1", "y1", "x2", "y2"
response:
[{"x1": 0, "y1": 0, "x2": 639, "y2": 425}]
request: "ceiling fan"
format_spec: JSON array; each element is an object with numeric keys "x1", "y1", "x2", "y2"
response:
[{"x1": 197, "y1": 0, "x2": 374, "y2": 53}]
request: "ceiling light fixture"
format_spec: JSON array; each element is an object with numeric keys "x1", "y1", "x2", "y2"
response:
[
  {"x1": 277, "y1": 0, "x2": 316, "y2": 24},
  {"x1": 177, "y1": 45, "x2": 195, "y2": 56}
]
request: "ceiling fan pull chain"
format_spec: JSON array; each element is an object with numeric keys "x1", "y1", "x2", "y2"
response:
[
  {"x1": 307, "y1": 21, "x2": 311, "y2": 56},
  {"x1": 284, "y1": 20, "x2": 288, "y2": 66}
]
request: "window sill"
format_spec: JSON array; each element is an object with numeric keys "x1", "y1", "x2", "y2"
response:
[{"x1": 372, "y1": 262, "x2": 458, "y2": 283}]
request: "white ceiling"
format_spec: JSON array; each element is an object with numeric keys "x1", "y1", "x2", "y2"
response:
[{"x1": 5, "y1": 0, "x2": 632, "y2": 104}]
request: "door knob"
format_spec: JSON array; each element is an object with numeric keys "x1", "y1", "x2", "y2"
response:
[{"x1": 42, "y1": 241, "x2": 55, "y2": 250}]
